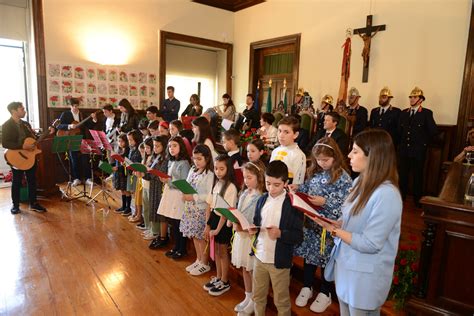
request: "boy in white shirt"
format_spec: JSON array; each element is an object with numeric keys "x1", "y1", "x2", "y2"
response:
[
  {"x1": 250, "y1": 160, "x2": 304, "y2": 315},
  {"x1": 270, "y1": 116, "x2": 307, "y2": 184}
]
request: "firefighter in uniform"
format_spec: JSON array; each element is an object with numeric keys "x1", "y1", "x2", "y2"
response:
[
  {"x1": 369, "y1": 87, "x2": 401, "y2": 146},
  {"x1": 398, "y1": 87, "x2": 438, "y2": 208}
]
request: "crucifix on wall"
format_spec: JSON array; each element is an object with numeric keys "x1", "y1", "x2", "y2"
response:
[{"x1": 353, "y1": 15, "x2": 386, "y2": 82}]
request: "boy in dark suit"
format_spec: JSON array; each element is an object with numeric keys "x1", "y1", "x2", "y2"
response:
[{"x1": 250, "y1": 160, "x2": 303, "y2": 315}]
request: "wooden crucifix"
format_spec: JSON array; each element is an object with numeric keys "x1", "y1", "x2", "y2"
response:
[{"x1": 353, "y1": 15, "x2": 386, "y2": 82}]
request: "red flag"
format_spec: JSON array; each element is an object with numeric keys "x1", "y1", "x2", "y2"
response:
[{"x1": 337, "y1": 37, "x2": 352, "y2": 103}]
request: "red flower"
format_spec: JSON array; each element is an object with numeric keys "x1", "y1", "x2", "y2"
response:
[
  {"x1": 411, "y1": 262, "x2": 419, "y2": 271},
  {"x1": 399, "y1": 245, "x2": 409, "y2": 251},
  {"x1": 400, "y1": 258, "x2": 408, "y2": 266},
  {"x1": 410, "y1": 245, "x2": 418, "y2": 251},
  {"x1": 409, "y1": 234, "x2": 418, "y2": 241},
  {"x1": 393, "y1": 276, "x2": 399, "y2": 285},
  {"x1": 394, "y1": 265, "x2": 399, "y2": 272}
]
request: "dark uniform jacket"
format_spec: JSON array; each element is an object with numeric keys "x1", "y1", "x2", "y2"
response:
[
  {"x1": 369, "y1": 105, "x2": 401, "y2": 145},
  {"x1": 347, "y1": 105, "x2": 368, "y2": 136},
  {"x1": 398, "y1": 106, "x2": 438, "y2": 158}
]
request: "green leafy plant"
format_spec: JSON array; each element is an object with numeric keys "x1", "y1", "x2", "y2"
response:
[{"x1": 390, "y1": 234, "x2": 420, "y2": 310}]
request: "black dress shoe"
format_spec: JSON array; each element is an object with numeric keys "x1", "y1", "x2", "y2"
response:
[
  {"x1": 11, "y1": 206, "x2": 21, "y2": 214},
  {"x1": 121, "y1": 208, "x2": 132, "y2": 216},
  {"x1": 114, "y1": 207, "x2": 124, "y2": 213},
  {"x1": 171, "y1": 251, "x2": 186, "y2": 260},
  {"x1": 30, "y1": 203, "x2": 47, "y2": 213},
  {"x1": 165, "y1": 249, "x2": 176, "y2": 257}
]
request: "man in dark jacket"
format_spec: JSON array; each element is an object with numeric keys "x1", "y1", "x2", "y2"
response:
[
  {"x1": 2, "y1": 102, "x2": 47, "y2": 214},
  {"x1": 307, "y1": 111, "x2": 349, "y2": 156},
  {"x1": 369, "y1": 87, "x2": 401, "y2": 146},
  {"x1": 398, "y1": 87, "x2": 438, "y2": 208},
  {"x1": 347, "y1": 87, "x2": 368, "y2": 137},
  {"x1": 161, "y1": 86, "x2": 180, "y2": 122}
]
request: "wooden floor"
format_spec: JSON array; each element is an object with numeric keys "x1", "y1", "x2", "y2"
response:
[{"x1": 0, "y1": 184, "x2": 422, "y2": 315}]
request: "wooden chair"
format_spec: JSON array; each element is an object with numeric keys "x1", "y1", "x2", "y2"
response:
[
  {"x1": 299, "y1": 112, "x2": 314, "y2": 139},
  {"x1": 273, "y1": 111, "x2": 285, "y2": 127}
]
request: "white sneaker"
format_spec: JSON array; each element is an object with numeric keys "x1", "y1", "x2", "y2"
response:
[
  {"x1": 234, "y1": 297, "x2": 250, "y2": 312},
  {"x1": 185, "y1": 260, "x2": 200, "y2": 272},
  {"x1": 85, "y1": 178, "x2": 94, "y2": 186},
  {"x1": 241, "y1": 299, "x2": 254, "y2": 314},
  {"x1": 143, "y1": 232, "x2": 158, "y2": 240},
  {"x1": 295, "y1": 287, "x2": 313, "y2": 307},
  {"x1": 72, "y1": 179, "x2": 81, "y2": 186},
  {"x1": 310, "y1": 292, "x2": 331, "y2": 313},
  {"x1": 190, "y1": 263, "x2": 211, "y2": 276}
]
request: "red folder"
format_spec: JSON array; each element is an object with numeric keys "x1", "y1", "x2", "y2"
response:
[
  {"x1": 288, "y1": 192, "x2": 333, "y2": 224},
  {"x1": 149, "y1": 169, "x2": 171, "y2": 178}
]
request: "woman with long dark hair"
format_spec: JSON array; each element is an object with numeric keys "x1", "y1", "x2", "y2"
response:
[
  {"x1": 215, "y1": 93, "x2": 236, "y2": 121},
  {"x1": 118, "y1": 98, "x2": 140, "y2": 133},
  {"x1": 181, "y1": 94, "x2": 203, "y2": 117},
  {"x1": 311, "y1": 129, "x2": 402, "y2": 316}
]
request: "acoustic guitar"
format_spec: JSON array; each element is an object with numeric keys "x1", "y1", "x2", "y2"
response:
[
  {"x1": 4, "y1": 119, "x2": 60, "y2": 170},
  {"x1": 56, "y1": 110, "x2": 101, "y2": 136}
]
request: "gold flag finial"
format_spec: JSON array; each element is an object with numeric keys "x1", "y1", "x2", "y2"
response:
[{"x1": 269, "y1": 79, "x2": 272, "y2": 87}]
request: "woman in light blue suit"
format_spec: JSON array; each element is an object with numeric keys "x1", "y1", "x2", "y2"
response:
[{"x1": 312, "y1": 129, "x2": 402, "y2": 316}]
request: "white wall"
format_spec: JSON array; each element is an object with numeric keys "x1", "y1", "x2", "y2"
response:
[
  {"x1": 43, "y1": 0, "x2": 234, "y2": 95},
  {"x1": 233, "y1": 0, "x2": 472, "y2": 125}
]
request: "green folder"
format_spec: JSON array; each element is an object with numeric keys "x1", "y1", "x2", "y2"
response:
[
  {"x1": 129, "y1": 163, "x2": 147, "y2": 173},
  {"x1": 172, "y1": 179, "x2": 197, "y2": 194},
  {"x1": 99, "y1": 161, "x2": 113, "y2": 174},
  {"x1": 215, "y1": 208, "x2": 239, "y2": 224}
]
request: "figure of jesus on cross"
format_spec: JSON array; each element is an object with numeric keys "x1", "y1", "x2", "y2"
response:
[{"x1": 353, "y1": 15, "x2": 386, "y2": 82}]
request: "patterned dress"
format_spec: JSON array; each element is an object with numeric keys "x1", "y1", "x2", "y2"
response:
[
  {"x1": 126, "y1": 146, "x2": 142, "y2": 192},
  {"x1": 294, "y1": 170, "x2": 353, "y2": 267},
  {"x1": 143, "y1": 155, "x2": 168, "y2": 223},
  {"x1": 180, "y1": 167, "x2": 214, "y2": 239},
  {"x1": 113, "y1": 147, "x2": 130, "y2": 191}
]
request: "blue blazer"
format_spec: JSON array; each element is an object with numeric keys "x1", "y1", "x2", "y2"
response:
[{"x1": 326, "y1": 181, "x2": 402, "y2": 310}]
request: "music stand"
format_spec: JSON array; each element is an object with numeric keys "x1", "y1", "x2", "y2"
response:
[
  {"x1": 80, "y1": 139, "x2": 102, "y2": 202},
  {"x1": 52, "y1": 135, "x2": 83, "y2": 200},
  {"x1": 87, "y1": 160, "x2": 116, "y2": 212}
]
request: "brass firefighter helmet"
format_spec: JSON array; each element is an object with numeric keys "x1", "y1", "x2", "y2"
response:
[
  {"x1": 321, "y1": 94, "x2": 334, "y2": 106},
  {"x1": 409, "y1": 86, "x2": 425, "y2": 100},
  {"x1": 296, "y1": 88, "x2": 305, "y2": 96},
  {"x1": 348, "y1": 87, "x2": 360, "y2": 97},
  {"x1": 379, "y1": 86, "x2": 393, "y2": 98}
]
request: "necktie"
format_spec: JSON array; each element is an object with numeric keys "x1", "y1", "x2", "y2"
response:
[
  {"x1": 380, "y1": 108, "x2": 385, "y2": 116},
  {"x1": 325, "y1": 132, "x2": 331, "y2": 138},
  {"x1": 411, "y1": 109, "x2": 416, "y2": 117}
]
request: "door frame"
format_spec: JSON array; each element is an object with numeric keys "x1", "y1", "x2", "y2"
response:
[
  {"x1": 248, "y1": 33, "x2": 301, "y2": 108},
  {"x1": 159, "y1": 31, "x2": 233, "y2": 104}
]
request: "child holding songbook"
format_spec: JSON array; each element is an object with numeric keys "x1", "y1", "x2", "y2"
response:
[
  {"x1": 292, "y1": 137, "x2": 352, "y2": 313},
  {"x1": 180, "y1": 144, "x2": 214, "y2": 276},
  {"x1": 129, "y1": 142, "x2": 146, "y2": 223},
  {"x1": 124, "y1": 130, "x2": 143, "y2": 218},
  {"x1": 250, "y1": 160, "x2": 303, "y2": 316},
  {"x1": 222, "y1": 129, "x2": 243, "y2": 188},
  {"x1": 203, "y1": 154, "x2": 238, "y2": 296},
  {"x1": 146, "y1": 136, "x2": 169, "y2": 249},
  {"x1": 157, "y1": 136, "x2": 191, "y2": 259},
  {"x1": 170, "y1": 119, "x2": 192, "y2": 156},
  {"x1": 232, "y1": 160, "x2": 265, "y2": 314},
  {"x1": 113, "y1": 133, "x2": 130, "y2": 214},
  {"x1": 138, "y1": 138, "x2": 154, "y2": 237}
]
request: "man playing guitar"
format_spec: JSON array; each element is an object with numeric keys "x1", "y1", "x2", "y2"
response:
[
  {"x1": 2, "y1": 102, "x2": 47, "y2": 214},
  {"x1": 56, "y1": 97, "x2": 97, "y2": 186}
]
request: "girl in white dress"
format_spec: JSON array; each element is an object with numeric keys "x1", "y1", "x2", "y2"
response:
[
  {"x1": 157, "y1": 136, "x2": 191, "y2": 259},
  {"x1": 232, "y1": 160, "x2": 266, "y2": 314}
]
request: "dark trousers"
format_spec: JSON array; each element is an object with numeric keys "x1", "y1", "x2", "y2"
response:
[
  {"x1": 69, "y1": 151, "x2": 92, "y2": 180},
  {"x1": 168, "y1": 218, "x2": 187, "y2": 254},
  {"x1": 11, "y1": 164, "x2": 37, "y2": 207},
  {"x1": 399, "y1": 155, "x2": 426, "y2": 202},
  {"x1": 303, "y1": 260, "x2": 331, "y2": 296}
]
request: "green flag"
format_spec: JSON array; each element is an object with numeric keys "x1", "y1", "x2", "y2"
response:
[
  {"x1": 266, "y1": 86, "x2": 272, "y2": 113},
  {"x1": 283, "y1": 88, "x2": 287, "y2": 113}
]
